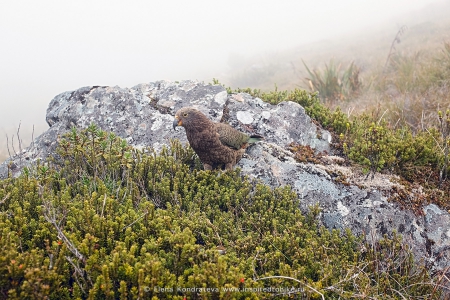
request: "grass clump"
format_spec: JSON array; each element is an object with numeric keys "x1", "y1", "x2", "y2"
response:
[
  {"x1": 302, "y1": 59, "x2": 362, "y2": 104},
  {"x1": 372, "y1": 41, "x2": 450, "y2": 133},
  {"x1": 0, "y1": 125, "x2": 437, "y2": 299}
]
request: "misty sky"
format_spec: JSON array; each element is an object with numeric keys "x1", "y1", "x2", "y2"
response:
[{"x1": 0, "y1": 0, "x2": 445, "y2": 138}]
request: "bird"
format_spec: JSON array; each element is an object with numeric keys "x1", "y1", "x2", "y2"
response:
[{"x1": 173, "y1": 107, "x2": 263, "y2": 170}]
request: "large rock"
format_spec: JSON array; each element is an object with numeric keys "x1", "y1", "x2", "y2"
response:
[{"x1": 1, "y1": 80, "x2": 449, "y2": 274}]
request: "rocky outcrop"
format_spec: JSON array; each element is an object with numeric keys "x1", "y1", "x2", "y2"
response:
[{"x1": 1, "y1": 80, "x2": 449, "y2": 274}]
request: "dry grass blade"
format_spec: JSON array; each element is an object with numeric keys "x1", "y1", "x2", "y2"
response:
[
  {"x1": 255, "y1": 275, "x2": 325, "y2": 299},
  {"x1": 383, "y1": 25, "x2": 408, "y2": 73}
]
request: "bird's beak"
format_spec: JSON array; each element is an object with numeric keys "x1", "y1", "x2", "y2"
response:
[{"x1": 173, "y1": 116, "x2": 182, "y2": 130}]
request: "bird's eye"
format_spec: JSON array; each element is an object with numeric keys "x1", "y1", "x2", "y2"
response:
[{"x1": 183, "y1": 113, "x2": 188, "y2": 117}]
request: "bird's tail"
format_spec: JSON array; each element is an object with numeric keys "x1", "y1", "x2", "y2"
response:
[{"x1": 248, "y1": 135, "x2": 264, "y2": 143}]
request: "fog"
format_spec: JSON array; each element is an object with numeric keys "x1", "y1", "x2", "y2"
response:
[{"x1": 0, "y1": 0, "x2": 446, "y2": 142}]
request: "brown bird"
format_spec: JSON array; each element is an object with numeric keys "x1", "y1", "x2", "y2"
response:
[{"x1": 173, "y1": 107, "x2": 263, "y2": 170}]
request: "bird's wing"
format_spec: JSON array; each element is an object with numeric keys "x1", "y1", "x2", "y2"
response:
[{"x1": 214, "y1": 123, "x2": 249, "y2": 150}]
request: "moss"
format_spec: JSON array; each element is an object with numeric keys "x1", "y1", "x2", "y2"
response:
[
  {"x1": 287, "y1": 143, "x2": 323, "y2": 164},
  {"x1": 0, "y1": 127, "x2": 437, "y2": 299}
]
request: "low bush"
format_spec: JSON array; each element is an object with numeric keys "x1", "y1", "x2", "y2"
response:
[
  {"x1": 224, "y1": 83, "x2": 450, "y2": 212},
  {"x1": 0, "y1": 126, "x2": 436, "y2": 299}
]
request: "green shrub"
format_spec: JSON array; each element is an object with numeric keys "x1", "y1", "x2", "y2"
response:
[
  {"x1": 345, "y1": 118, "x2": 397, "y2": 174},
  {"x1": 224, "y1": 81, "x2": 450, "y2": 212},
  {"x1": 0, "y1": 127, "x2": 437, "y2": 299},
  {"x1": 228, "y1": 86, "x2": 350, "y2": 135},
  {"x1": 343, "y1": 114, "x2": 441, "y2": 176}
]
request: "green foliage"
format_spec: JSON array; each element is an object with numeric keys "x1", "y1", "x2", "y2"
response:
[
  {"x1": 343, "y1": 114, "x2": 440, "y2": 176},
  {"x1": 302, "y1": 59, "x2": 362, "y2": 103},
  {"x1": 226, "y1": 82, "x2": 445, "y2": 186},
  {"x1": 228, "y1": 86, "x2": 350, "y2": 135},
  {"x1": 438, "y1": 110, "x2": 450, "y2": 183},
  {"x1": 0, "y1": 127, "x2": 436, "y2": 299},
  {"x1": 225, "y1": 78, "x2": 450, "y2": 211},
  {"x1": 346, "y1": 119, "x2": 397, "y2": 174}
]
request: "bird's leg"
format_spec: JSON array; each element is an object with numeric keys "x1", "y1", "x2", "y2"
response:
[
  {"x1": 235, "y1": 149, "x2": 246, "y2": 164},
  {"x1": 203, "y1": 163, "x2": 213, "y2": 171},
  {"x1": 224, "y1": 163, "x2": 233, "y2": 171}
]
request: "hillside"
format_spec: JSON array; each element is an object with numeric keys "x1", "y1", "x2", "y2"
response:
[
  {"x1": 0, "y1": 81, "x2": 444, "y2": 299},
  {"x1": 223, "y1": 1, "x2": 450, "y2": 94},
  {"x1": 218, "y1": 2, "x2": 450, "y2": 213},
  {"x1": 1, "y1": 2, "x2": 449, "y2": 165},
  {"x1": 2, "y1": 2, "x2": 450, "y2": 298}
]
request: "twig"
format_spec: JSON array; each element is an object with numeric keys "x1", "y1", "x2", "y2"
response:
[
  {"x1": 251, "y1": 249, "x2": 261, "y2": 281},
  {"x1": 383, "y1": 25, "x2": 408, "y2": 73},
  {"x1": 16, "y1": 121, "x2": 23, "y2": 155},
  {"x1": 122, "y1": 187, "x2": 128, "y2": 203},
  {"x1": 421, "y1": 110, "x2": 425, "y2": 131},
  {"x1": 122, "y1": 211, "x2": 148, "y2": 231},
  {"x1": 347, "y1": 106, "x2": 355, "y2": 118},
  {"x1": 426, "y1": 128, "x2": 444, "y2": 153},
  {"x1": 431, "y1": 265, "x2": 450, "y2": 297},
  {"x1": 11, "y1": 135, "x2": 17, "y2": 157},
  {"x1": 42, "y1": 199, "x2": 92, "y2": 294},
  {"x1": 0, "y1": 192, "x2": 10, "y2": 205},
  {"x1": 256, "y1": 275, "x2": 324, "y2": 300},
  {"x1": 206, "y1": 218, "x2": 223, "y2": 246},
  {"x1": 393, "y1": 118, "x2": 401, "y2": 129},
  {"x1": 48, "y1": 253, "x2": 54, "y2": 270},
  {"x1": 42, "y1": 200, "x2": 85, "y2": 262},
  {"x1": 100, "y1": 194, "x2": 107, "y2": 218},
  {"x1": 14, "y1": 122, "x2": 23, "y2": 168},
  {"x1": 390, "y1": 286, "x2": 408, "y2": 300},
  {"x1": 65, "y1": 256, "x2": 89, "y2": 295},
  {"x1": 377, "y1": 109, "x2": 388, "y2": 125},
  {"x1": 5, "y1": 134, "x2": 11, "y2": 159},
  {"x1": 31, "y1": 124, "x2": 35, "y2": 149}
]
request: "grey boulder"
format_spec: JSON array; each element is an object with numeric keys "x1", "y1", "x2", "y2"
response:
[{"x1": 1, "y1": 80, "x2": 449, "y2": 274}]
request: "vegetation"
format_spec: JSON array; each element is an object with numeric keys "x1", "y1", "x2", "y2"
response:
[
  {"x1": 375, "y1": 41, "x2": 450, "y2": 132},
  {"x1": 1, "y1": 123, "x2": 34, "y2": 167},
  {"x1": 2, "y1": 11, "x2": 450, "y2": 299},
  {"x1": 302, "y1": 59, "x2": 362, "y2": 104},
  {"x1": 224, "y1": 80, "x2": 450, "y2": 211},
  {"x1": 222, "y1": 24, "x2": 450, "y2": 211},
  {"x1": 227, "y1": 86, "x2": 349, "y2": 135},
  {"x1": 0, "y1": 126, "x2": 438, "y2": 299}
]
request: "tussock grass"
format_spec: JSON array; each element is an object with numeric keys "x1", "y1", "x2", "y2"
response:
[
  {"x1": 302, "y1": 59, "x2": 362, "y2": 104},
  {"x1": 373, "y1": 42, "x2": 450, "y2": 132}
]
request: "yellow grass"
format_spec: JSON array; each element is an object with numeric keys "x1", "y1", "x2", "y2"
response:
[{"x1": 224, "y1": 4, "x2": 450, "y2": 136}]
